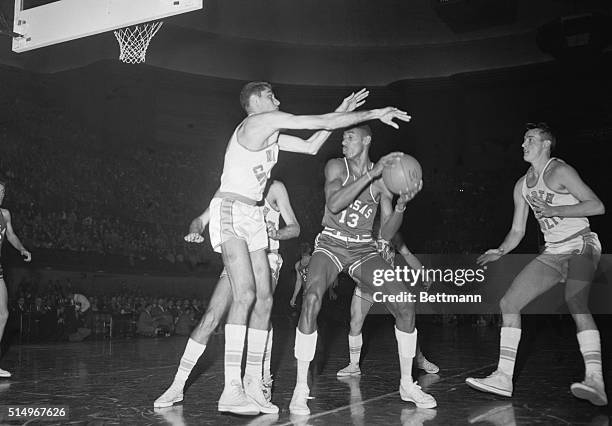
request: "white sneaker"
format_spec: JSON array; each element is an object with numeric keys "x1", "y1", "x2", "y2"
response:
[
  {"x1": 289, "y1": 385, "x2": 312, "y2": 416},
  {"x1": 337, "y1": 363, "x2": 361, "y2": 377},
  {"x1": 465, "y1": 370, "x2": 513, "y2": 397},
  {"x1": 571, "y1": 372, "x2": 608, "y2": 406},
  {"x1": 416, "y1": 357, "x2": 439, "y2": 374},
  {"x1": 400, "y1": 381, "x2": 437, "y2": 409},
  {"x1": 218, "y1": 380, "x2": 260, "y2": 415},
  {"x1": 0, "y1": 368, "x2": 11, "y2": 378},
  {"x1": 244, "y1": 375, "x2": 279, "y2": 414},
  {"x1": 154, "y1": 381, "x2": 184, "y2": 408}
]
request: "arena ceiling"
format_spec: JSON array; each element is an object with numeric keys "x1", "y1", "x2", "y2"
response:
[{"x1": 0, "y1": 0, "x2": 611, "y2": 85}]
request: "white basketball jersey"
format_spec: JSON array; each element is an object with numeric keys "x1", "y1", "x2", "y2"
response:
[
  {"x1": 521, "y1": 158, "x2": 589, "y2": 243},
  {"x1": 219, "y1": 123, "x2": 279, "y2": 201},
  {"x1": 263, "y1": 198, "x2": 281, "y2": 251}
]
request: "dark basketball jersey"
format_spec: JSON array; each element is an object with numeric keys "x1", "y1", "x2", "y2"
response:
[{"x1": 321, "y1": 158, "x2": 378, "y2": 236}]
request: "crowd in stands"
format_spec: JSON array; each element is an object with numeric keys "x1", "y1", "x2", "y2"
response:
[
  {"x1": 7, "y1": 278, "x2": 208, "y2": 342},
  {"x1": 0, "y1": 94, "x2": 518, "y2": 271}
]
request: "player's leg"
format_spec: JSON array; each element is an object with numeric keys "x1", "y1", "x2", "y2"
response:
[
  {"x1": 217, "y1": 237, "x2": 260, "y2": 415},
  {"x1": 262, "y1": 253, "x2": 282, "y2": 401},
  {"x1": 466, "y1": 257, "x2": 561, "y2": 397},
  {"x1": 351, "y1": 254, "x2": 436, "y2": 408},
  {"x1": 154, "y1": 274, "x2": 233, "y2": 407},
  {"x1": 0, "y1": 276, "x2": 10, "y2": 378},
  {"x1": 243, "y1": 248, "x2": 278, "y2": 413},
  {"x1": 337, "y1": 287, "x2": 372, "y2": 377},
  {"x1": 290, "y1": 251, "x2": 339, "y2": 415},
  {"x1": 565, "y1": 236, "x2": 607, "y2": 406},
  {"x1": 392, "y1": 255, "x2": 439, "y2": 374}
]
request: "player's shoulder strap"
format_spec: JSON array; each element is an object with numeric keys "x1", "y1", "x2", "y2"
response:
[{"x1": 341, "y1": 157, "x2": 351, "y2": 185}]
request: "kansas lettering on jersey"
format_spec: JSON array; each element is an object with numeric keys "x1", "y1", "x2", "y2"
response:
[
  {"x1": 322, "y1": 158, "x2": 378, "y2": 236},
  {"x1": 521, "y1": 158, "x2": 589, "y2": 243},
  {"x1": 219, "y1": 123, "x2": 279, "y2": 202},
  {"x1": 263, "y1": 198, "x2": 281, "y2": 251}
]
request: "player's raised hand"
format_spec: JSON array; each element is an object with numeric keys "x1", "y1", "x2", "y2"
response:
[
  {"x1": 397, "y1": 180, "x2": 423, "y2": 207},
  {"x1": 476, "y1": 248, "x2": 504, "y2": 266},
  {"x1": 184, "y1": 233, "x2": 205, "y2": 243},
  {"x1": 377, "y1": 107, "x2": 412, "y2": 129},
  {"x1": 370, "y1": 151, "x2": 404, "y2": 178},
  {"x1": 184, "y1": 216, "x2": 206, "y2": 243},
  {"x1": 336, "y1": 88, "x2": 369, "y2": 112}
]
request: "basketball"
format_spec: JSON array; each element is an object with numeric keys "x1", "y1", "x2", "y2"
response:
[{"x1": 382, "y1": 153, "x2": 422, "y2": 194}]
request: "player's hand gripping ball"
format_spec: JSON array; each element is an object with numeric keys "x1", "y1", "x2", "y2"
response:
[{"x1": 382, "y1": 153, "x2": 422, "y2": 195}]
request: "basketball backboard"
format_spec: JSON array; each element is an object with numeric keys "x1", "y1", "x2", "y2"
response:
[{"x1": 12, "y1": 0, "x2": 203, "y2": 53}]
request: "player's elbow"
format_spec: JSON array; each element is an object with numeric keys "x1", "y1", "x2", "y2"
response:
[
  {"x1": 510, "y1": 227, "x2": 525, "y2": 240},
  {"x1": 595, "y1": 200, "x2": 605, "y2": 215},
  {"x1": 328, "y1": 203, "x2": 342, "y2": 215}
]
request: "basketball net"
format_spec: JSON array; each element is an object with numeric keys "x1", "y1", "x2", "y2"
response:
[{"x1": 114, "y1": 21, "x2": 163, "y2": 64}]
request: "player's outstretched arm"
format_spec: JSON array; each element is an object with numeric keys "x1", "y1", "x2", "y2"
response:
[
  {"x1": 530, "y1": 163, "x2": 605, "y2": 219},
  {"x1": 184, "y1": 208, "x2": 211, "y2": 243},
  {"x1": 477, "y1": 178, "x2": 529, "y2": 266},
  {"x1": 3, "y1": 209, "x2": 31, "y2": 262},
  {"x1": 272, "y1": 106, "x2": 410, "y2": 133},
  {"x1": 278, "y1": 89, "x2": 369, "y2": 155},
  {"x1": 267, "y1": 181, "x2": 300, "y2": 241}
]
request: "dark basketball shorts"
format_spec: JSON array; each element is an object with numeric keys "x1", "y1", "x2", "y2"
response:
[{"x1": 313, "y1": 231, "x2": 379, "y2": 279}]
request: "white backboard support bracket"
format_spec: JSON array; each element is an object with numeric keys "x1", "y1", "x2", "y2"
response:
[{"x1": 12, "y1": 0, "x2": 203, "y2": 53}]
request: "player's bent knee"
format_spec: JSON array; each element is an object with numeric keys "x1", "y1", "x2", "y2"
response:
[
  {"x1": 392, "y1": 302, "x2": 416, "y2": 321},
  {"x1": 254, "y1": 293, "x2": 274, "y2": 312},
  {"x1": 566, "y1": 298, "x2": 590, "y2": 314},
  {"x1": 499, "y1": 295, "x2": 520, "y2": 314},
  {"x1": 234, "y1": 288, "x2": 256, "y2": 308}
]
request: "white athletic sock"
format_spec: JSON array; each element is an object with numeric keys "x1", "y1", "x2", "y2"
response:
[
  {"x1": 497, "y1": 327, "x2": 521, "y2": 377},
  {"x1": 245, "y1": 327, "x2": 268, "y2": 380},
  {"x1": 175, "y1": 338, "x2": 206, "y2": 384},
  {"x1": 263, "y1": 328, "x2": 273, "y2": 383},
  {"x1": 577, "y1": 329, "x2": 602, "y2": 376},
  {"x1": 395, "y1": 326, "x2": 417, "y2": 386},
  {"x1": 295, "y1": 328, "x2": 318, "y2": 387},
  {"x1": 224, "y1": 324, "x2": 246, "y2": 386},
  {"x1": 348, "y1": 333, "x2": 362, "y2": 366}
]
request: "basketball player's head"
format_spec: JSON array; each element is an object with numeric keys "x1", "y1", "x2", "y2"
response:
[
  {"x1": 342, "y1": 125, "x2": 372, "y2": 159},
  {"x1": 522, "y1": 122, "x2": 556, "y2": 162},
  {"x1": 240, "y1": 81, "x2": 279, "y2": 114}
]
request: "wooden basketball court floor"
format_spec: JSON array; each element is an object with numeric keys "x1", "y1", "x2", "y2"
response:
[{"x1": 0, "y1": 316, "x2": 610, "y2": 425}]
